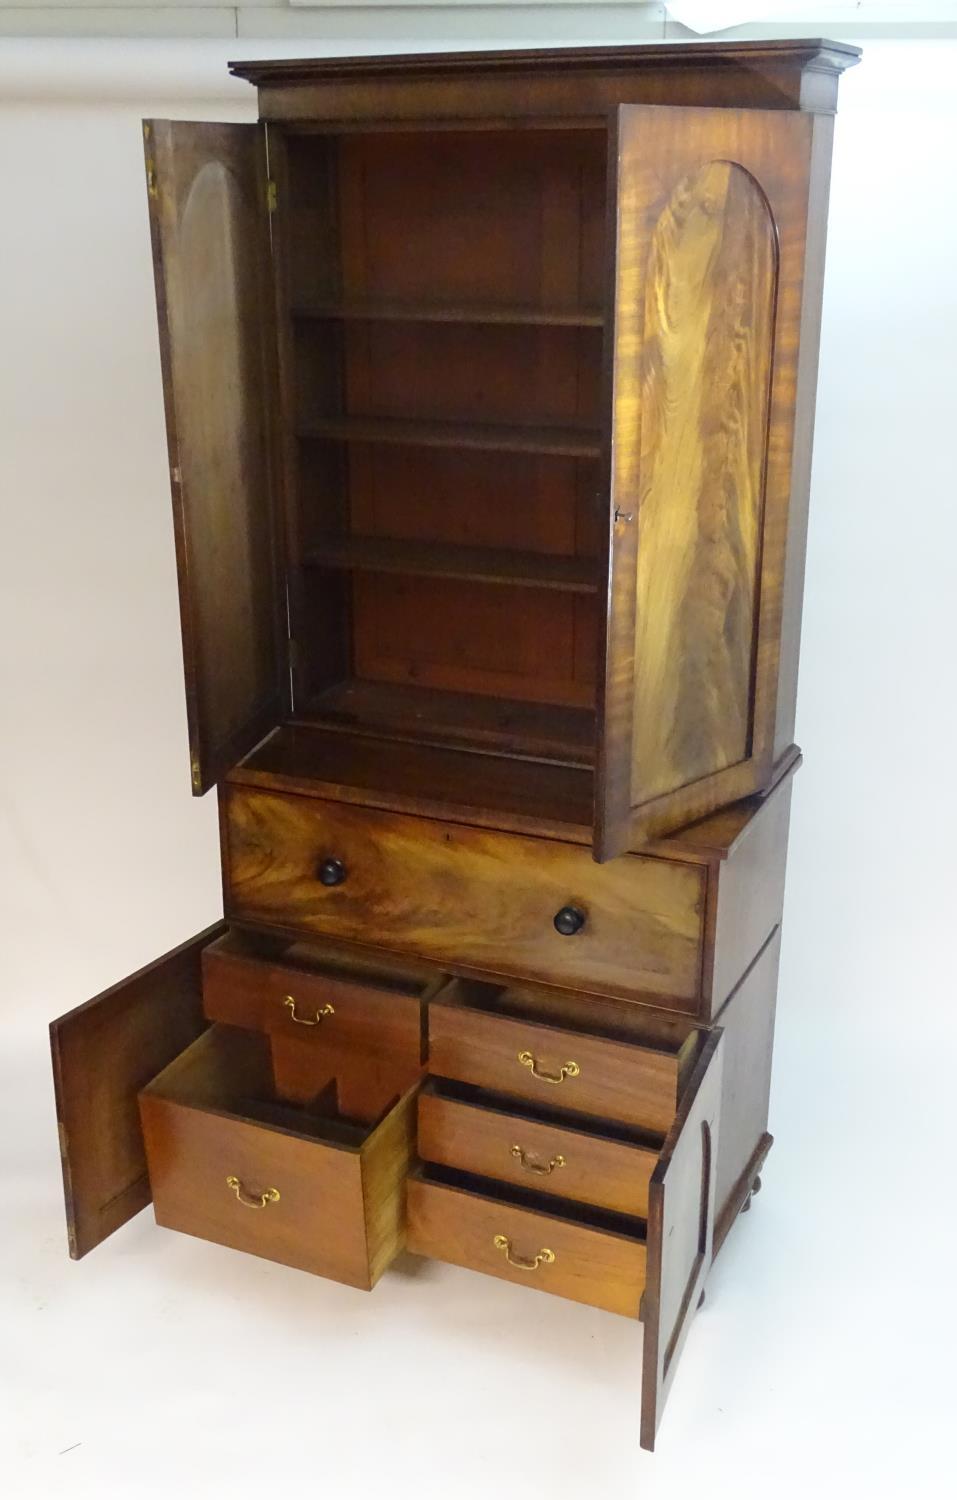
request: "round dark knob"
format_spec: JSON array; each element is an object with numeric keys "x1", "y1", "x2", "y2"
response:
[
  {"x1": 318, "y1": 857, "x2": 347, "y2": 887},
  {"x1": 553, "y1": 905, "x2": 586, "y2": 937}
]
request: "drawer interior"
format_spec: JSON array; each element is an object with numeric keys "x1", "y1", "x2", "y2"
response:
[
  {"x1": 412, "y1": 1162, "x2": 648, "y2": 1244},
  {"x1": 434, "y1": 975, "x2": 700, "y2": 1063},
  {"x1": 206, "y1": 926, "x2": 439, "y2": 998},
  {"x1": 143, "y1": 1023, "x2": 420, "y2": 1144},
  {"x1": 423, "y1": 1076, "x2": 664, "y2": 1151}
]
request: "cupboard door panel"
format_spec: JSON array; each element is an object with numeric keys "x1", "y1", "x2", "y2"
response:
[
  {"x1": 640, "y1": 1029, "x2": 723, "y2": 1451},
  {"x1": 49, "y1": 922, "x2": 223, "y2": 1258},
  {"x1": 144, "y1": 120, "x2": 284, "y2": 794},
  {"x1": 597, "y1": 105, "x2": 819, "y2": 856}
]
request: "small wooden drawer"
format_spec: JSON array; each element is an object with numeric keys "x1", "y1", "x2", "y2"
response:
[
  {"x1": 223, "y1": 786, "x2": 705, "y2": 1010},
  {"x1": 417, "y1": 1079, "x2": 660, "y2": 1219},
  {"x1": 428, "y1": 981, "x2": 698, "y2": 1134},
  {"x1": 139, "y1": 1025, "x2": 418, "y2": 1289},
  {"x1": 407, "y1": 1166, "x2": 647, "y2": 1317},
  {"x1": 201, "y1": 932, "x2": 431, "y2": 1069}
]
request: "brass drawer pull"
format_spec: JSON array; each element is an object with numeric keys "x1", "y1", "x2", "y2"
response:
[
  {"x1": 517, "y1": 1050, "x2": 580, "y2": 1085},
  {"x1": 283, "y1": 995, "x2": 334, "y2": 1026},
  {"x1": 493, "y1": 1234, "x2": 555, "y2": 1272},
  {"x1": 226, "y1": 1175, "x2": 280, "y2": 1210},
  {"x1": 511, "y1": 1145, "x2": 566, "y2": 1176}
]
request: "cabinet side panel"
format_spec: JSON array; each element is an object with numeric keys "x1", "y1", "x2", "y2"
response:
[
  {"x1": 712, "y1": 928, "x2": 782, "y2": 1249},
  {"x1": 706, "y1": 772, "x2": 792, "y2": 1014}
]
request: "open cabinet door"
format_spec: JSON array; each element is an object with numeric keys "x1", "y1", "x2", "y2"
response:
[
  {"x1": 640, "y1": 1029, "x2": 723, "y2": 1450},
  {"x1": 596, "y1": 104, "x2": 823, "y2": 857},
  {"x1": 50, "y1": 922, "x2": 223, "y2": 1258},
  {"x1": 145, "y1": 120, "x2": 284, "y2": 794}
]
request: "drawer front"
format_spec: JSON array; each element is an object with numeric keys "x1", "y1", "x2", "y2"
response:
[
  {"x1": 429, "y1": 1001, "x2": 684, "y2": 1134},
  {"x1": 139, "y1": 1093, "x2": 371, "y2": 1286},
  {"x1": 417, "y1": 1088, "x2": 658, "y2": 1219},
  {"x1": 138, "y1": 1025, "x2": 418, "y2": 1290},
  {"x1": 224, "y1": 787, "x2": 705, "y2": 1008},
  {"x1": 407, "y1": 1173, "x2": 646, "y2": 1317},
  {"x1": 201, "y1": 941, "x2": 424, "y2": 1067}
]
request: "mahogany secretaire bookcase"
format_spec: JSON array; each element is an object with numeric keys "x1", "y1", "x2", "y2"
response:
[{"x1": 49, "y1": 39, "x2": 859, "y2": 1449}]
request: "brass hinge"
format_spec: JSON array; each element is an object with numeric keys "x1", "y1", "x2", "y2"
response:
[
  {"x1": 266, "y1": 179, "x2": 278, "y2": 214},
  {"x1": 143, "y1": 121, "x2": 157, "y2": 198}
]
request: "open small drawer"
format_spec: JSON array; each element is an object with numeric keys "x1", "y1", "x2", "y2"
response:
[
  {"x1": 428, "y1": 978, "x2": 700, "y2": 1134},
  {"x1": 418, "y1": 1078, "x2": 663, "y2": 1218},
  {"x1": 138, "y1": 1024, "x2": 419, "y2": 1289},
  {"x1": 201, "y1": 930, "x2": 438, "y2": 1071}
]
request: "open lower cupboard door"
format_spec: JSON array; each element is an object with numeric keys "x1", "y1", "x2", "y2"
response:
[
  {"x1": 641, "y1": 1029, "x2": 723, "y2": 1449},
  {"x1": 145, "y1": 120, "x2": 285, "y2": 794},
  {"x1": 50, "y1": 924, "x2": 223, "y2": 1258},
  {"x1": 595, "y1": 103, "x2": 818, "y2": 857}
]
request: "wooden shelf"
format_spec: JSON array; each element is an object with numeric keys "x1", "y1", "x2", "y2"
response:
[
  {"x1": 299, "y1": 416, "x2": 602, "y2": 459},
  {"x1": 302, "y1": 680, "x2": 595, "y2": 767},
  {"x1": 302, "y1": 536, "x2": 599, "y2": 594},
  {"x1": 292, "y1": 299, "x2": 604, "y2": 328},
  {"x1": 231, "y1": 726, "x2": 596, "y2": 840}
]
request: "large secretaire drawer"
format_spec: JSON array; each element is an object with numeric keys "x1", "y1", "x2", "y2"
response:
[{"x1": 223, "y1": 787, "x2": 705, "y2": 1009}]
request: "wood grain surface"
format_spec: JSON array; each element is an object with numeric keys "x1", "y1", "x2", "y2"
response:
[
  {"x1": 50, "y1": 922, "x2": 223, "y2": 1259},
  {"x1": 631, "y1": 159, "x2": 775, "y2": 804},
  {"x1": 597, "y1": 104, "x2": 822, "y2": 854},
  {"x1": 139, "y1": 1026, "x2": 418, "y2": 1288},
  {"x1": 428, "y1": 994, "x2": 687, "y2": 1134},
  {"x1": 407, "y1": 1168, "x2": 647, "y2": 1316},
  {"x1": 145, "y1": 120, "x2": 283, "y2": 793},
  {"x1": 641, "y1": 1030, "x2": 723, "y2": 1450},
  {"x1": 418, "y1": 1083, "x2": 659, "y2": 1218},
  {"x1": 224, "y1": 786, "x2": 705, "y2": 1007},
  {"x1": 201, "y1": 935, "x2": 426, "y2": 1068}
]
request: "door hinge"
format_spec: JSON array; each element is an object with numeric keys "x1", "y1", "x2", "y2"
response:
[{"x1": 266, "y1": 179, "x2": 278, "y2": 215}]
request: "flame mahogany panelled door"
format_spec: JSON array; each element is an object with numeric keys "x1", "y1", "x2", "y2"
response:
[
  {"x1": 596, "y1": 104, "x2": 829, "y2": 857},
  {"x1": 145, "y1": 120, "x2": 286, "y2": 794}
]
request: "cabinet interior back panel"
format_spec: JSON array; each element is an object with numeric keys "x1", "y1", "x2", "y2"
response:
[{"x1": 282, "y1": 128, "x2": 608, "y2": 759}]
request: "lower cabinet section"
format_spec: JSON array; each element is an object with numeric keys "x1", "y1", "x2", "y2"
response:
[
  {"x1": 407, "y1": 1165, "x2": 648, "y2": 1317},
  {"x1": 139, "y1": 1025, "x2": 418, "y2": 1290},
  {"x1": 49, "y1": 918, "x2": 752, "y2": 1451}
]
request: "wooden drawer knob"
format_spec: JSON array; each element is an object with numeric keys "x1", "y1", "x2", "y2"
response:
[
  {"x1": 318, "y1": 857, "x2": 347, "y2": 887},
  {"x1": 553, "y1": 905, "x2": 585, "y2": 936}
]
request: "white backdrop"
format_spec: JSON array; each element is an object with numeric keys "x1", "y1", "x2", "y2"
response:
[{"x1": 1, "y1": 35, "x2": 954, "y2": 1500}]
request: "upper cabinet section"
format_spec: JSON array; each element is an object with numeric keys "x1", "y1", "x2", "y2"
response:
[
  {"x1": 145, "y1": 121, "x2": 285, "y2": 793},
  {"x1": 145, "y1": 45, "x2": 857, "y2": 855}
]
